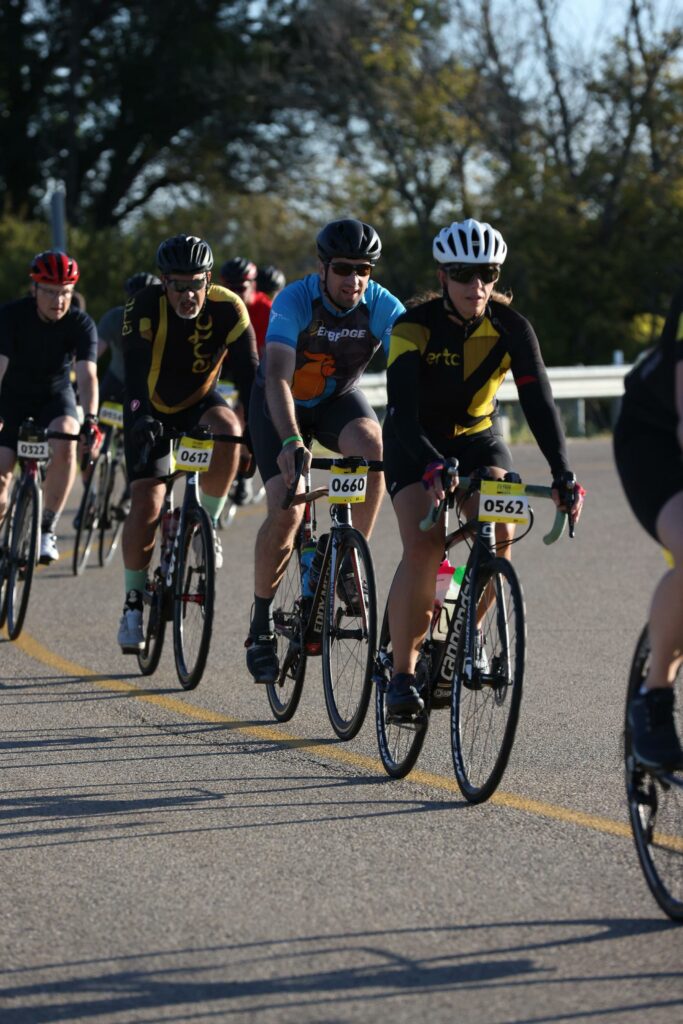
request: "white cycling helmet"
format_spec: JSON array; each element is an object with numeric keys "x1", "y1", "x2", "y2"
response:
[{"x1": 433, "y1": 218, "x2": 507, "y2": 265}]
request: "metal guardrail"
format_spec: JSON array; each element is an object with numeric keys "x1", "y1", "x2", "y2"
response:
[{"x1": 360, "y1": 364, "x2": 631, "y2": 410}]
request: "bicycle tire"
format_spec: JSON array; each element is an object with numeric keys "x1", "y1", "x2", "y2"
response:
[
  {"x1": 173, "y1": 511, "x2": 215, "y2": 690},
  {"x1": 322, "y1": 528, "x2": 377, "y2": 740},
  {"x1": 72, "y1": 465, "x2": 99, "y2": 576},
  {"x1": 99, "y1": 449, "x2": 127, "y2": 566},
  {"x1": 0, "y1": 507, "x2": 12, "y2": 628},
  {"x1": 451, "y1": 556, "x2": 525, "y2": 803},
  {"x1": 137, "y1": 570, "x2": 168, "y2": 676},
  {"x1": 625, "y1": 626, "x2": 683, "y2": 921},
  {"x1": 267, "y1": 534, "x2": 306, "y2": 722},
  {"x1": 7, "y1": 478, "x2": 40, "y2": 641},
  {"x1": 374, "y1": 604, "x2": 430, "y2": 778}
]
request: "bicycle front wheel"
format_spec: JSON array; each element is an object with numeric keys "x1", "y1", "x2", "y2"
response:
[
  {"x1": 625, "y1": 627, "x2": 683, "y2": 921},
  {"x1": 7, "y1": 479, "x2": 40, "y2": 640},
  {"x1": 72, "y1": 466, "x2": 100, "y2": 576},
  {"x1": 451, "y1": 556, "x2": 525, "y2": 803},
  {"x1": 173, "y1": 512, "x2": 215, "y2": 690},
  {"x1": 374, "y1": 604, "x2": 430, "y2": 778},
  {"x1": 0, "y1": 511, "x2": 12, "y2": 629},
  {"x1": 322, "y1": 529, "x2": 377, "y2": 740},
  {"x1": 138, "y1": 569, "x2": 168, "y2": 677},
  {"x1": 99, "y1": 449, "x2": 128, "y2": 566},
  {"x1": 267, "y1": 536, "x2": 306, "y2": 722}
]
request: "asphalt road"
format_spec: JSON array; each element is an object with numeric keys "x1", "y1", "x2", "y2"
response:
[{"x1": 1, "y1": 438, "x2": 681, "y2": 1023}]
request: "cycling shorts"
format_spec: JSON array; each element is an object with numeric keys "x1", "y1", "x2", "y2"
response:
[
  {"x1": 124, "y1": 388, "x2": 229, "y2": 482},
  {"x1": 0, "y1": 387, "x2": 79, "y2": 452},
  {"x1": 383, "y1": 414, "x2": 513, "y2": 500},
  {"x1": 613, "y1": 402, "x2": 683, "y2": 540},
  {"x1": 248, "y1": 385, "x2": 378, "y2": 485}
]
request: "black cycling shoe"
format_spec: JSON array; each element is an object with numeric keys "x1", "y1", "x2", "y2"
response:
[
  {"x1": 386, "y1": 673, "x2": 424, "y2": 718},
  {"x1": 629, "y1": 687, "x2": 683, "y2": 771},
  {"x1": 245, "y1": 633, "x2": 279, "y2": 684}
]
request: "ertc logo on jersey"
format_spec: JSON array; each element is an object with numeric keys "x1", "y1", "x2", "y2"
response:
[
  {"x1": 315, "y1": 326, "x2": 368, "y2": 343},
  {"x1": 426, "y1": 349, "x2": 461, "y2": 367}
]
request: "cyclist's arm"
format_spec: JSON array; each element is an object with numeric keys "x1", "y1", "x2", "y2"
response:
[
  {"x1": 0, "y1": 354, "x2": 8, "y2": 393},
  {"x1": 225, "y1": 323, "x2": 258, "y2": 418},
  {"x1": 75, "y1": 359, "x2": 99, "y2": 418},
  {"x1": 385, "y1": 334, "x2": 443, "y2": 468},
  {"x1": 511, "y1": 324, "x2": 570, "y2": 479},
  {"x1": 264, "y1": 342, "x2": 300, "y2": 442},
  {"x1": 121, "y1": 302, "x2": 153, "y2": 425}
]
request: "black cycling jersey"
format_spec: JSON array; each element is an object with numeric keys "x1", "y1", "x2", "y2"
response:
[
  {"x1": 385, "y1": 296, "x2": 569, "y2": 477},
  {"x1": 122, "y1": 283, "x2": 257, "y2": 424},
  {"x1": 0, "y1": 296, "x2": 98, "y2": 398},
  {"x1": 622, "y1": 285, "x2": 683, "y2": 429}
]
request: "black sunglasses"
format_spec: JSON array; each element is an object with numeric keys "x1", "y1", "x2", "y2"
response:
[
  {"x1": 329, "y1": 262, "x2": 373, "y2": 278},
  {"x1": 165, "y1": 275, "x2": 208, "y2": 293},
  {"x1": 445, "y1": 264, "x2": 500, "y2": 284}
]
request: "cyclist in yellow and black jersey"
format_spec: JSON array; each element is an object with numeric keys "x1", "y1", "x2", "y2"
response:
[
  {"x1": 383, "y1": 217, "x2": 585, "y2": 718},
  {"x1": 117, "y1": 234, "x2": 258, "y2": 654}
]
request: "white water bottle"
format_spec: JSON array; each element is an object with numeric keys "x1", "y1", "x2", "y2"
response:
[{"x1": 432, "y1": 559, "x2": 464, "y2": 641}]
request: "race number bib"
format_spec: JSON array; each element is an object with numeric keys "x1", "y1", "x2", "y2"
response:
[
  {"x1": 478, "y1": 480, "x2": 529, "y2": 525},
  {"x1": 175, "y1": 436, "x2": 213, "y2": 473},
  {"x1": 17, "y1": 439, "x2": 49, "y2": 461},
  {"x1": 99, "y1": 401, "x2": 124, "y2": 428},
  {"x1": 328, "y1": 465, "x2": 368, "y2": 504}
]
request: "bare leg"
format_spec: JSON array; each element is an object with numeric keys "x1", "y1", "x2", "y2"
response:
[
  {"x1": 43, "y1": 415, "x2": 80, "y2": 517},
  {"x1": 646, "y1": 492, "x2": 683, "y2": 689},
  {"x1": 122, "y1": 478, "x2": 166, "y2": 571},
  {"x1": 254, "y1": 474, "x2": 304, "y2": 599}
]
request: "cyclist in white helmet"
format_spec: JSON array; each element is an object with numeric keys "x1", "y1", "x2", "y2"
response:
[{"x1": 382, "y1": 216, "x2": 585, "y2": 718}]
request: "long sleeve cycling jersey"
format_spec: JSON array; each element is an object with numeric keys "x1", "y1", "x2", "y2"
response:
[
  {"x1": 122, "y1": 283, "x2": 257, "y2": 425},
  {"x1": 385, "y1": 296, "x2": 569, "y2": 477}
]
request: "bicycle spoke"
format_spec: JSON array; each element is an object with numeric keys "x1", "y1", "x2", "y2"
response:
[
  {"x1": 173, "y1": 515, "x2": 214, "y2": 689},
  {"x1": 267, "y1": 538, "x2": 306, "y2": 722}
]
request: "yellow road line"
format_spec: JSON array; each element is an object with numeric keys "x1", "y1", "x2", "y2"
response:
[{"x1": 12, "y1": 628, "x2": 642, "y2": 843}]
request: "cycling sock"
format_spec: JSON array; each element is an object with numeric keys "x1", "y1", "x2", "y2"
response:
[
  {"x1": 199, "y1": 492, "x2": 226, "y2": 524},
  {"x1": 42, "y1": 508, "x2": 58, "y2": 532},
  {"x1": 251, "y1": 595, "x2": 274, "y2": 637},
  {"x1": 124, "y1": 569, "x2": 146, "y2": 601}
]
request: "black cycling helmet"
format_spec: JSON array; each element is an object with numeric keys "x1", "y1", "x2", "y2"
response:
[
  {"x1": 316, "y1": 218, "x2": 382, "y2": 264},
  {"x1": 257, "y1": 264, "x2": 286, "y2": 295},
  {"x1": 156, "y1": 234, "x2": 214, "y2": 274},
  {"x1": 220, "y1": 257, "x2": 257, "y2": 286},
  {"x1": 124, "y1": 272, "x2": 161, "y2": 297}
]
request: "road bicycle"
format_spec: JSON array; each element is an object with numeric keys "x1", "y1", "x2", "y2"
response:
[
  {"x1": 0, "y1": 419, "x2": 81, "y2": 640},
  {"x1": 135, "y1": 423, "x2": 243, "y2": 690},
  {"x1": 72, "y1": 400, "x2": 129, "y2": 575},
  {"x1": 266, "y1": 443, "x2": 382, "y2": 740},
  {"x1": 374, "y1": 470, "x2": 574, "y2": 802},
  {"x1": 624, "y1": 624, "x2": 683, "y2": 921}
]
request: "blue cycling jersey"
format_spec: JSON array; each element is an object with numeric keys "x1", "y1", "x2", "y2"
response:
[{"x1": 259, "y1": 274, "x2": 405, "y2": 408}]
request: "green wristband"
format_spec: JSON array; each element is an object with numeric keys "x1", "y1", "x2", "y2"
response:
[{"x1": 281, "y1": 434, "x2": 303, "y2": 448}]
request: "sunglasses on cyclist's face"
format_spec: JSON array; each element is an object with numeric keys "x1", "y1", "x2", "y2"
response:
[
  {"x1": 445, "y1": 265, "x2": 500, "y2": 285},
  {"x1": 164, "y1": 276, "x2": 208, "y2": 293},
  {"x1": 329, "y1": 262, "x2": 373, "y2": 278}
]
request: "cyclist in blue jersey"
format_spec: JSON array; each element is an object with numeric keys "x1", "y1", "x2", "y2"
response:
[
  {"x1": 0, "y1": 250, "x2": 100, "y2": 564},
  {"x1": 614, "y1": 283, "x2": 683, "y2": 770},
  {"x1": 245, "y1": 218, "x2": 405, "y2": 684}
]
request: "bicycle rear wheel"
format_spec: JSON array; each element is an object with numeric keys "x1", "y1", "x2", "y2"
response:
[
  {"x1": 72, "y1": 466, "x2": 99, "y2": 576},
  {"x1": 173, "y1": 511, "x2": 215, "y2": 690},
  {"x1": 0, "y1": 509, "x2": 12, "y2": 629},
  {"x1": 374, "y1": 605, "x2": 430, "y2": 778},
  {"x1": 7, "y1": 479, "x2": 40, "y2": 640},
  {"x1": 625, "y1": 626, "x2": 683, "y2": 921},
  {"x1": 267, "y1": 536, "x2": 306, "y2": 722},
  {"x1": 322, "y1": 529, "x2": 377, "y2": 740},
  {"x1": 451, "y1": 556, "x2": 525, "y2": 803},
  {"x1": 99, "y1": 448, "x2": 128, "y2": 566}
]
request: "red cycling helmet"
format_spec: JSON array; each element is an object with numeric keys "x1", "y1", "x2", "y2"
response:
[{"x1": 30, "y1": 250, "x2": 80, "y2": 285}]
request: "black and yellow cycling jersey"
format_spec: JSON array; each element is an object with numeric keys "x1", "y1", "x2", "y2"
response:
[
  {"x1": 122, "y1": 283, "x2": 257, "y2": 419},
  {"x1": 622, "y1": 284, "x2": 683, "y2": 430},
  {"x1": 386, "y1": 296, "x2": 569, "y2": 477}
]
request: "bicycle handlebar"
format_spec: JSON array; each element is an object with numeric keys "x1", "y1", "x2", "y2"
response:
[
  {"x1": 133, "y1": 422, "x2": 246, "y2": 475},
  {"x1": 281, "y1": 450, "x2": 384, "y2": 510},
  {"x1": 419, "y1": 475, "x2": 568, "y2": 545}
]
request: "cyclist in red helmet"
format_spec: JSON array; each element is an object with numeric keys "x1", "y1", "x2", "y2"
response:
[{"x1": 0, "y1": 249, "x2": 101, "y2": 563}]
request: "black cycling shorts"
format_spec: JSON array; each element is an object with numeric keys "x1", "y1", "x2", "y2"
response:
[
  {"x1": 613, "y1": 402, "x2": 683, "y2": 540},
  {"x1": 383, "y1": 415, "x2": 514, "y2": 500},
  {"x1": 0, "y1": 388, "x2": 79, "y2": 452},
  {"x1": 124, "y1": 389, "x2": 229, "y2": 482},
  {"x1": 248, "y1": 385, "x2": 379, "y2": 485}
]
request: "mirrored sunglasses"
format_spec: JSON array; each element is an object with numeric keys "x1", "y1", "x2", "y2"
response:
[
  {"x1": 446, "y1": 264, "x2": 500, "y2": 284},
  {"x1": 329, "y1": 262, "x2": 373, "y2": 278}
]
